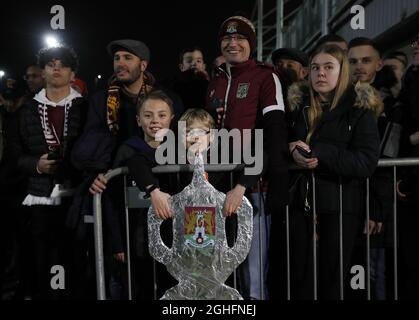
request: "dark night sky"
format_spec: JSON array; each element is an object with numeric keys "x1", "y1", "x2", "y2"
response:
[{"x1": 0, "y1": 0, "x2": 256, "y2": 90}]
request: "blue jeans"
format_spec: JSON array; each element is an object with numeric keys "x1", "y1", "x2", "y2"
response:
[
  {"x1": 370, "y1": 248, "x2": 386, "y2": 300},
  {"x1": 240, "y1": 192, "x2": 271, "y2": 300}
]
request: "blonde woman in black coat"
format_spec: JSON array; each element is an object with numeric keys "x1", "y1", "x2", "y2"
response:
[{"x1": 287, "y1": 44, "x2": 383, "y2": 300}]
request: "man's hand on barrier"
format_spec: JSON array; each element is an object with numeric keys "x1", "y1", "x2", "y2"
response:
[
  {"x1": 89, "y1": 173, "x2": 108, "y2": 194},
  {"x1": 37, "y1": 153, "x2": 58, "y2": 174},
  {"x1": 113, "y1": 252, "x2": 126, "y2": 263},
  {"x1": 223, "y1": 184, "x2": 246, "y2": 216},
  {"x1": 150, "y1": 188, "x2": 172, "y2": 220},
  {"x1": 396, "y1": 180, "x2": 408, "y2": 200},
  {"x1": 376, "y1": 222, "x2": 383, "y2": 234},
  {"x1": 364, "y1": 220, "x2": 383, "y2": 235}
]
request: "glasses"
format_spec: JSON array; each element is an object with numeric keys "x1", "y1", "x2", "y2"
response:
[
  {"x1": 186, "y1": 128, "x2": 210, "y2": 137},
  {"x1": 221, "y1": 34, "x2": 248, "y2": 43}
]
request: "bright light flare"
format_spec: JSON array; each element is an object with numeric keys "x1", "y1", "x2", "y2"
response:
[{"x1": 45, "y1": 35, "x2": 60, "y2": 48}]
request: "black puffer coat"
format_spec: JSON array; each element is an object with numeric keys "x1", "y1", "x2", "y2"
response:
[
  {"x1": 10, "y1": 89, "x2": 87, "y2": 197},
  {"x1": 288, "y1": 83, "x2": 382, "y2": 216}
]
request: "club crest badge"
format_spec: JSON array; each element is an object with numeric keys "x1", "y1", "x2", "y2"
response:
[
  {"x1": 226, "y1": 22, "x2": 238, "y2": 34},
  {"x1": 236, "y1": 83, "x2": 250, "y2": 99},
  {"x1": 184, "y1": 206, "x2": 216, "y2": 248}
]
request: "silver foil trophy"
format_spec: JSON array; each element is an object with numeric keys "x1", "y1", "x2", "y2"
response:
[{"x1": 148, "y1": 153, "x2": 253, "y2": 300}]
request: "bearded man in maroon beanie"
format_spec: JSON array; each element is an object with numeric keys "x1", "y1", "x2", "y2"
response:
[{"x1": 206, "y1": 16, "x2": 288, "y2": 300}]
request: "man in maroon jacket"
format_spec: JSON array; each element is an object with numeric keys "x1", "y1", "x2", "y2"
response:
[{"x1": 207, "y1": 15, "x2": 288, "y2": 299}]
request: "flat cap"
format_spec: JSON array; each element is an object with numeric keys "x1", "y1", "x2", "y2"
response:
[
  {"x1": 271, "y1": 48, "x2": 308, "y2": 67},
  {"x1": 107, "y1": 39, "x2": 150, "y2": 61}
]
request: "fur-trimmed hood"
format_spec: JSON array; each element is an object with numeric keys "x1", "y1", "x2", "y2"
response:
[
  {"x1": 287, "y1": 80, "x2": 310, "y2": 112},
  {"x1": 287, "y1": 81, "x2": 383, "y2": 117}
]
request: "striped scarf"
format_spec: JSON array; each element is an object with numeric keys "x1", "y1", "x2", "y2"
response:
[{"x1": 106, "y1": 72, "x2": 154, "y2": 135}]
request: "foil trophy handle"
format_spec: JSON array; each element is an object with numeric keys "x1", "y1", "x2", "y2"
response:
[
  {"x1": 147, "y1": 201, "x2": 173, "y2": 265},
  {"x1": 224, "y1": 196, "x2": 253, "y2": 265}
]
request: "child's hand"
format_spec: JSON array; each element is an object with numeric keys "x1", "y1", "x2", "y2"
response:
[
  {"x1": 37, "y1": 153, "x2": 58, "y2": 175},
  {"x1": 223, "y1": 184, "x2": 246, "y2": 216},
  {"x1": 150, "y1": 188, "x2": 172, "y2": 220},
  {"x1": 396, "y1": 180, "x2": 409, "y2": 199},
  {"x1": 289, "y1": 141, "x2": 318, "y2": 169},
  {"x1": 89, "y1": 173, "x2": 108, "y2": 194},
  {"x1": 113, "y1": 252, "x2": 126, "y2": 263}
]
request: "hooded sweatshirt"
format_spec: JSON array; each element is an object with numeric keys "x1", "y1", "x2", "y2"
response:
[{"x1": 21, "y1": 88, "x2": 83, "y2": 206}]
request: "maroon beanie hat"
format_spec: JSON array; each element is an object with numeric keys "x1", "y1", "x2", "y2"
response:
[{"x1": 218, "y1": 16, "x2": 256, "y2": 53}]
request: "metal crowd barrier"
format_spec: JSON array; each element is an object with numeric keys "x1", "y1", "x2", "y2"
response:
[
  {"x1": 91, "y1": 158, "x2": 419, "y2": 300},
  {"x1": 283, "y1": 157, "x2": 419, "y2": 300},
  {"x1": 91, "y1": 164, "x2": 248, "y2": 300}
]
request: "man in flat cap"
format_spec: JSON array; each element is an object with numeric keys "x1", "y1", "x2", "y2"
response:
[
  {"x1": 73, "y1": 39, "x2": 153, "y2": 164},
  {"x1": 271, "y1": 48, "x2": 309, "y2": 117},
  {"x1": 271, "y1": 48, "x2": 308, "y2": 84},
  {"x1": 73, "y1": 39, "x2": 155, "y2": 203},
  {"x1": 207, "y1": 16, "x2": 288, "y2": 300},
  {"x1": 73, "y1": 38, "x2": 181, "y2": 194},
  {"x1": 70, "y1": 39, "x2": 181, "y2": 299}
]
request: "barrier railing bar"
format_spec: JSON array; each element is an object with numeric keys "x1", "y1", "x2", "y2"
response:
[
  {"x1": 311, "y1": 172, "x2": 318, "y2": 300},
  {"x1": 92, "y1": 158, "x2": 419, "y2": 300}
]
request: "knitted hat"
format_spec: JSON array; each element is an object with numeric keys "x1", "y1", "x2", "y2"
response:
[{"x1": 218, "y1": 16, "x2": 256, "y2": 52}]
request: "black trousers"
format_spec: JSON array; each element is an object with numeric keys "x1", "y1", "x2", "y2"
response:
[
  {"x1": 30, "y1": 202, "x2": 74, "y2": 299},
  {"x1": 317, "y1": 213, "x2": 360, "y2": 300},
  {"x1": 398, "y1": 200, "x2": 419, "y2": 300},
  {"x1": 284, "y1": 209, "x2": 360, "y2": 300}
]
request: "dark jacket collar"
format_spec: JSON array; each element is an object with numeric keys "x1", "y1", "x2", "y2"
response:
[
  {"x1": 317, "y1": 86, "x2": 356, "y2": 124},
  {"x1": 124, "y1": 135, "x2": 155, "y2": 153}
]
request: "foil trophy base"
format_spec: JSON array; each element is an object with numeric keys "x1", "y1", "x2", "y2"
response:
[{"x1": 161, "y1": 284, "x2": 243, "y2": 300}]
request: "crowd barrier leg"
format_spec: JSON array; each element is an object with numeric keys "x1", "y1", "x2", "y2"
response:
[
  {"x1": 258, "y1": 182, "x2": 264, "y2": 300},
  {"x1": 93, "y1": 193, "x2": 106, "y2": 300},
  {"x1": 123, "y1": 176, "x2": 133, "y2": 300},
  {"x1": 366, "y1": 178, "x2": 371, "y2": 300},
  {"x1": 393, "y1": 166, "x2": 398, "y2": 300},
  {"x1": 230, "y1": 172, "x2": 237, "y2": 290},
  {"x1": 311, "y1": 173, "x2": 318, "y2": 300},
  {"x1": 285, "y1": 205, "x2": 291, "y2": 300},
  {"x1": 339, "y1": 181, "x2": 344, "y2": 300}
]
